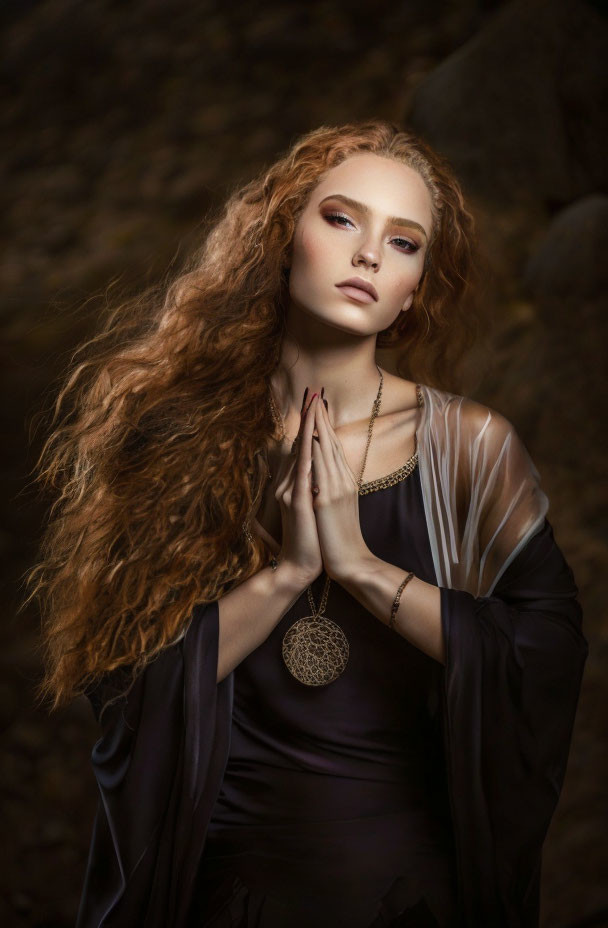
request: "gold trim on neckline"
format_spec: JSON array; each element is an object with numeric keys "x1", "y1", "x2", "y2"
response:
[
  {"x1": 358, "y1": 382, "x2": 423, "y2": 495},
  {"x1": 358, "y1": 447, "x2": 418, "y2": 494}
]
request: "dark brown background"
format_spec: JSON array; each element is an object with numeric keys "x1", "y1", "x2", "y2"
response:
[{"x1": 2, "y1": 0, "x2": 606, "y2": 925}]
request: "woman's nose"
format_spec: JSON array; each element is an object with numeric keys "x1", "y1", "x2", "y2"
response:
[{"x1": 353, "y1": 247, "x2": 380, "y2": 270}]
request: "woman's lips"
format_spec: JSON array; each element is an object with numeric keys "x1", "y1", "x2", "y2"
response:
[{"x1": 335, "y1": 284, "x2": 376, "y2": 304}]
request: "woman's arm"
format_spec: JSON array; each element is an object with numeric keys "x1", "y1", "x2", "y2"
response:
[
  {"x1": 339, "y1": 518, "x2": 588, "y2": 925},
  {"x1": 335, "y1": 557, "x2": 445, "y2": 664},
  {"x1": 216, "y1": 560, "x2": 309, "y2": 683}
]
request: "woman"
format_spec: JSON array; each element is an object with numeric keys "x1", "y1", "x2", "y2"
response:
[{"x1": 26, "y1": 120, "x2": 588, "y2": 927}]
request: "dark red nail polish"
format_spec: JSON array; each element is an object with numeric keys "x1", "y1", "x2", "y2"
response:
[
  {"x1": 323, "y1": 398, "x2": 328, "y2": 411},
  {"x1": 305, "y1": 392, "x2": 317, "y2": 414},
  {"x1": 300, "y1": 387, "x2": 309, "y2": 413},
  {"x1": 320, "y1": 386, "x2": 325, "y2": 399}
]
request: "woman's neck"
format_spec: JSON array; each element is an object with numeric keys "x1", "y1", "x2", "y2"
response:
[{"x1": 270, "y1": 340, "x2": 384, "y2": 436}]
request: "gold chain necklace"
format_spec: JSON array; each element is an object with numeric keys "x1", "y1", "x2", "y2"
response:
[{"x1": 270, "y1": 364, "x2": 384, "y2": 687}]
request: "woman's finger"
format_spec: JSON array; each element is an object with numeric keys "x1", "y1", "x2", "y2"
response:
[
  {"x1": 329, "y1": 398, "x2": 347, "y2": 471},
  {"x1": 294, "y1": 392, "x2": 318, "y2": 494},
  {"x1": 275, "y1": 450, "x2": 296, "y2": 494},
  {"x1": 316, "y1": 394, "x2": 344, "y2": 470},
  {"x1": 319, "y1": 398, "x2": 359, "y2": 485},
  {"x1": 312, "y1": 396, "x2": 332, "y2": 489}
]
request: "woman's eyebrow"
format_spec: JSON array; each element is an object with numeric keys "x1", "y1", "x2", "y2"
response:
[{"x1": 318, "y1": 193, "x2": 428, "y2": 240}]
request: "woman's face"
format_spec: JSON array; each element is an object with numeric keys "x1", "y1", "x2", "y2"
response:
[{"x1": 286, "y1": 152, "x2": 433, "y2": 336}]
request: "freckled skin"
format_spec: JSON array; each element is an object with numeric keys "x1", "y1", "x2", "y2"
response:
[
  {"x1": 268, "y1": 150, "x2": 435, "y2": 455},
  {"x1": 286, "y1": 152, "x2": 433, "y2": 339},
  {"x1": 262, "y1": 153, "x2": 435, "y2": 549}
]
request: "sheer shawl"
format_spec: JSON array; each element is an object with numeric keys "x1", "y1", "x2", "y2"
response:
[
  {"x1": 76, "y1": 383, "x2": 587, "y2": 928},
  {"x1": 417, "y1": 383, "x2": 549, "y2": 597},
  {"x1": 417, "y1": 385, "x2": 587, "y2": 925}
]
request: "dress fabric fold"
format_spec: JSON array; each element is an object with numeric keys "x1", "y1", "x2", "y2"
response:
[
  {"x1": 76, "y1": 385, "x2": 588, "y2": 928},
  {"x1": 190, "y1": 461, "x2": 459, "y2": 928}
]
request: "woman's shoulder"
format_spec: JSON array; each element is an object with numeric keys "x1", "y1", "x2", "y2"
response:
[
  {"x1": 416, "y1": 382, "x2": 543, "y2": 509},
  {"x1": 417, "y1": 381, "x2": 516, "y2": 441}
]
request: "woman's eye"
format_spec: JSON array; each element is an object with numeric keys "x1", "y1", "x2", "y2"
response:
[
  {"x1": 324, "y1": 212, "x2": 354, "y2": 228},
  {"x1": 392, "y1": 237, "x2": 419, "y2": 254},
  {"x1": 324, "y1": 213, "x2": 419, "y2": 254}
]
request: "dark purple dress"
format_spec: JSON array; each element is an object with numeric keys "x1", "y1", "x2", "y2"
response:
[
  {"x1": 189, "y1": 462, "x2": 459, "y2": 927},
  {"x1": 77, "y1": 450, "x2": 588, "y2": 928}
]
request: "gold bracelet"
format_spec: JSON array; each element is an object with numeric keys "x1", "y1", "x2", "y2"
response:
[{"x1": 389, "y1": 571, "x2": 415, "y2": 630}]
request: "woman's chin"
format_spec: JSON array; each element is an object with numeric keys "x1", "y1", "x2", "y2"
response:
[{"x1": 292, "y1": 304, "x2": 381, "y2": 338}]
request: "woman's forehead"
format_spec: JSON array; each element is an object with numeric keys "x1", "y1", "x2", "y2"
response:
[{"x1": 305, "y1": 154, "x2": 433, "y2": 235}]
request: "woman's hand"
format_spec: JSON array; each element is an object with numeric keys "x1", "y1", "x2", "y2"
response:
[
  {"x1": 311, "y1": 393, "x2": 373, "y2": 582},
  {"x1": 274, "y1": 392, "x2": 324, "y2": 587}
]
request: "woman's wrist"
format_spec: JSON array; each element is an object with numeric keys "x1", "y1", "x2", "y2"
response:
[
  {"x1": 336, "y1": 553, "x2": 445, "y2": 663},
  {"x1": 268, "y1": 555, "x2": 316, "y2": 596}
]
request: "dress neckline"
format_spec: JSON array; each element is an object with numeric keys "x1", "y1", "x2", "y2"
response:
[{"x1": 252, "y1": 384, "x2": 423, "y2": 554}]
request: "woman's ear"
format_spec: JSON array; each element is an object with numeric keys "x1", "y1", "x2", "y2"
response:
[{"x1": 402, "y1": 290, "x2": 415, "y2": 312}]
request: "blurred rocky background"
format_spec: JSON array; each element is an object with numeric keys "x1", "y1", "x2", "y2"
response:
[{"x1": 2, "y1": 0, "x2": 606, "y2": 924}]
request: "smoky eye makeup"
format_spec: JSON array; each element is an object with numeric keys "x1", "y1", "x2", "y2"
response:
[
  {"x1": 323, "y1": 209, "x2": 353, "y2": 227},
  {"x1": 318, "y1": 193, "x2": 429, "y2": 246},
  {"x1": 321, "y1": 207, "x2": 421, "y2": 254}
]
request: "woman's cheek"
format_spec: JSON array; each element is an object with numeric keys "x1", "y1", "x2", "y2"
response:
[
  {"x1": 290, "y1": 229, "x2": 333, "y2": 297},
  {"x1": 299, "y1": 225, "x2": 331, "y2": 271},
  {"x1": 393, "y1": 262, "x2": 424, "y2": 302}
]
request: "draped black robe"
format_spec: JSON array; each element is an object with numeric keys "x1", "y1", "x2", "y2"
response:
[{"x1": 75, "y1": 386, "x2": 588, "y2": 927}]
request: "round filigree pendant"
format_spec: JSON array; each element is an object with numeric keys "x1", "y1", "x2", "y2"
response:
[{"x1": 282, "y1": 615, "x2": 349, "y2": 686}]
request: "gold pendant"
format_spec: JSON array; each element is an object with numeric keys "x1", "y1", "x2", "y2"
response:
[
  {"x1": 282, "y1": 614, "x2": 349, "y2": 686},
  {"x1": 275, "y1": 365, "x2": 390, "y2": 687}
]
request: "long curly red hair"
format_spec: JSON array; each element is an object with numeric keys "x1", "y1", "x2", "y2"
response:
[{"x1": 23, "y1": 119, "x2": 487, "y2": 710}]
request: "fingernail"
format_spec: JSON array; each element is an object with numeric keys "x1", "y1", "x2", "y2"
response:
[
  {"x1": 300, "y1": 387, "x2": 309, "y2": 413},
  {"x1": 305, "y1": 392, "x2": 318, "y2": 415},
  {"x1": 320, "y1": 386, "x2": 325, "y2": 399},
  {"x1": 323, "y1": 398, "x2": 328, "y2": 411}
]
